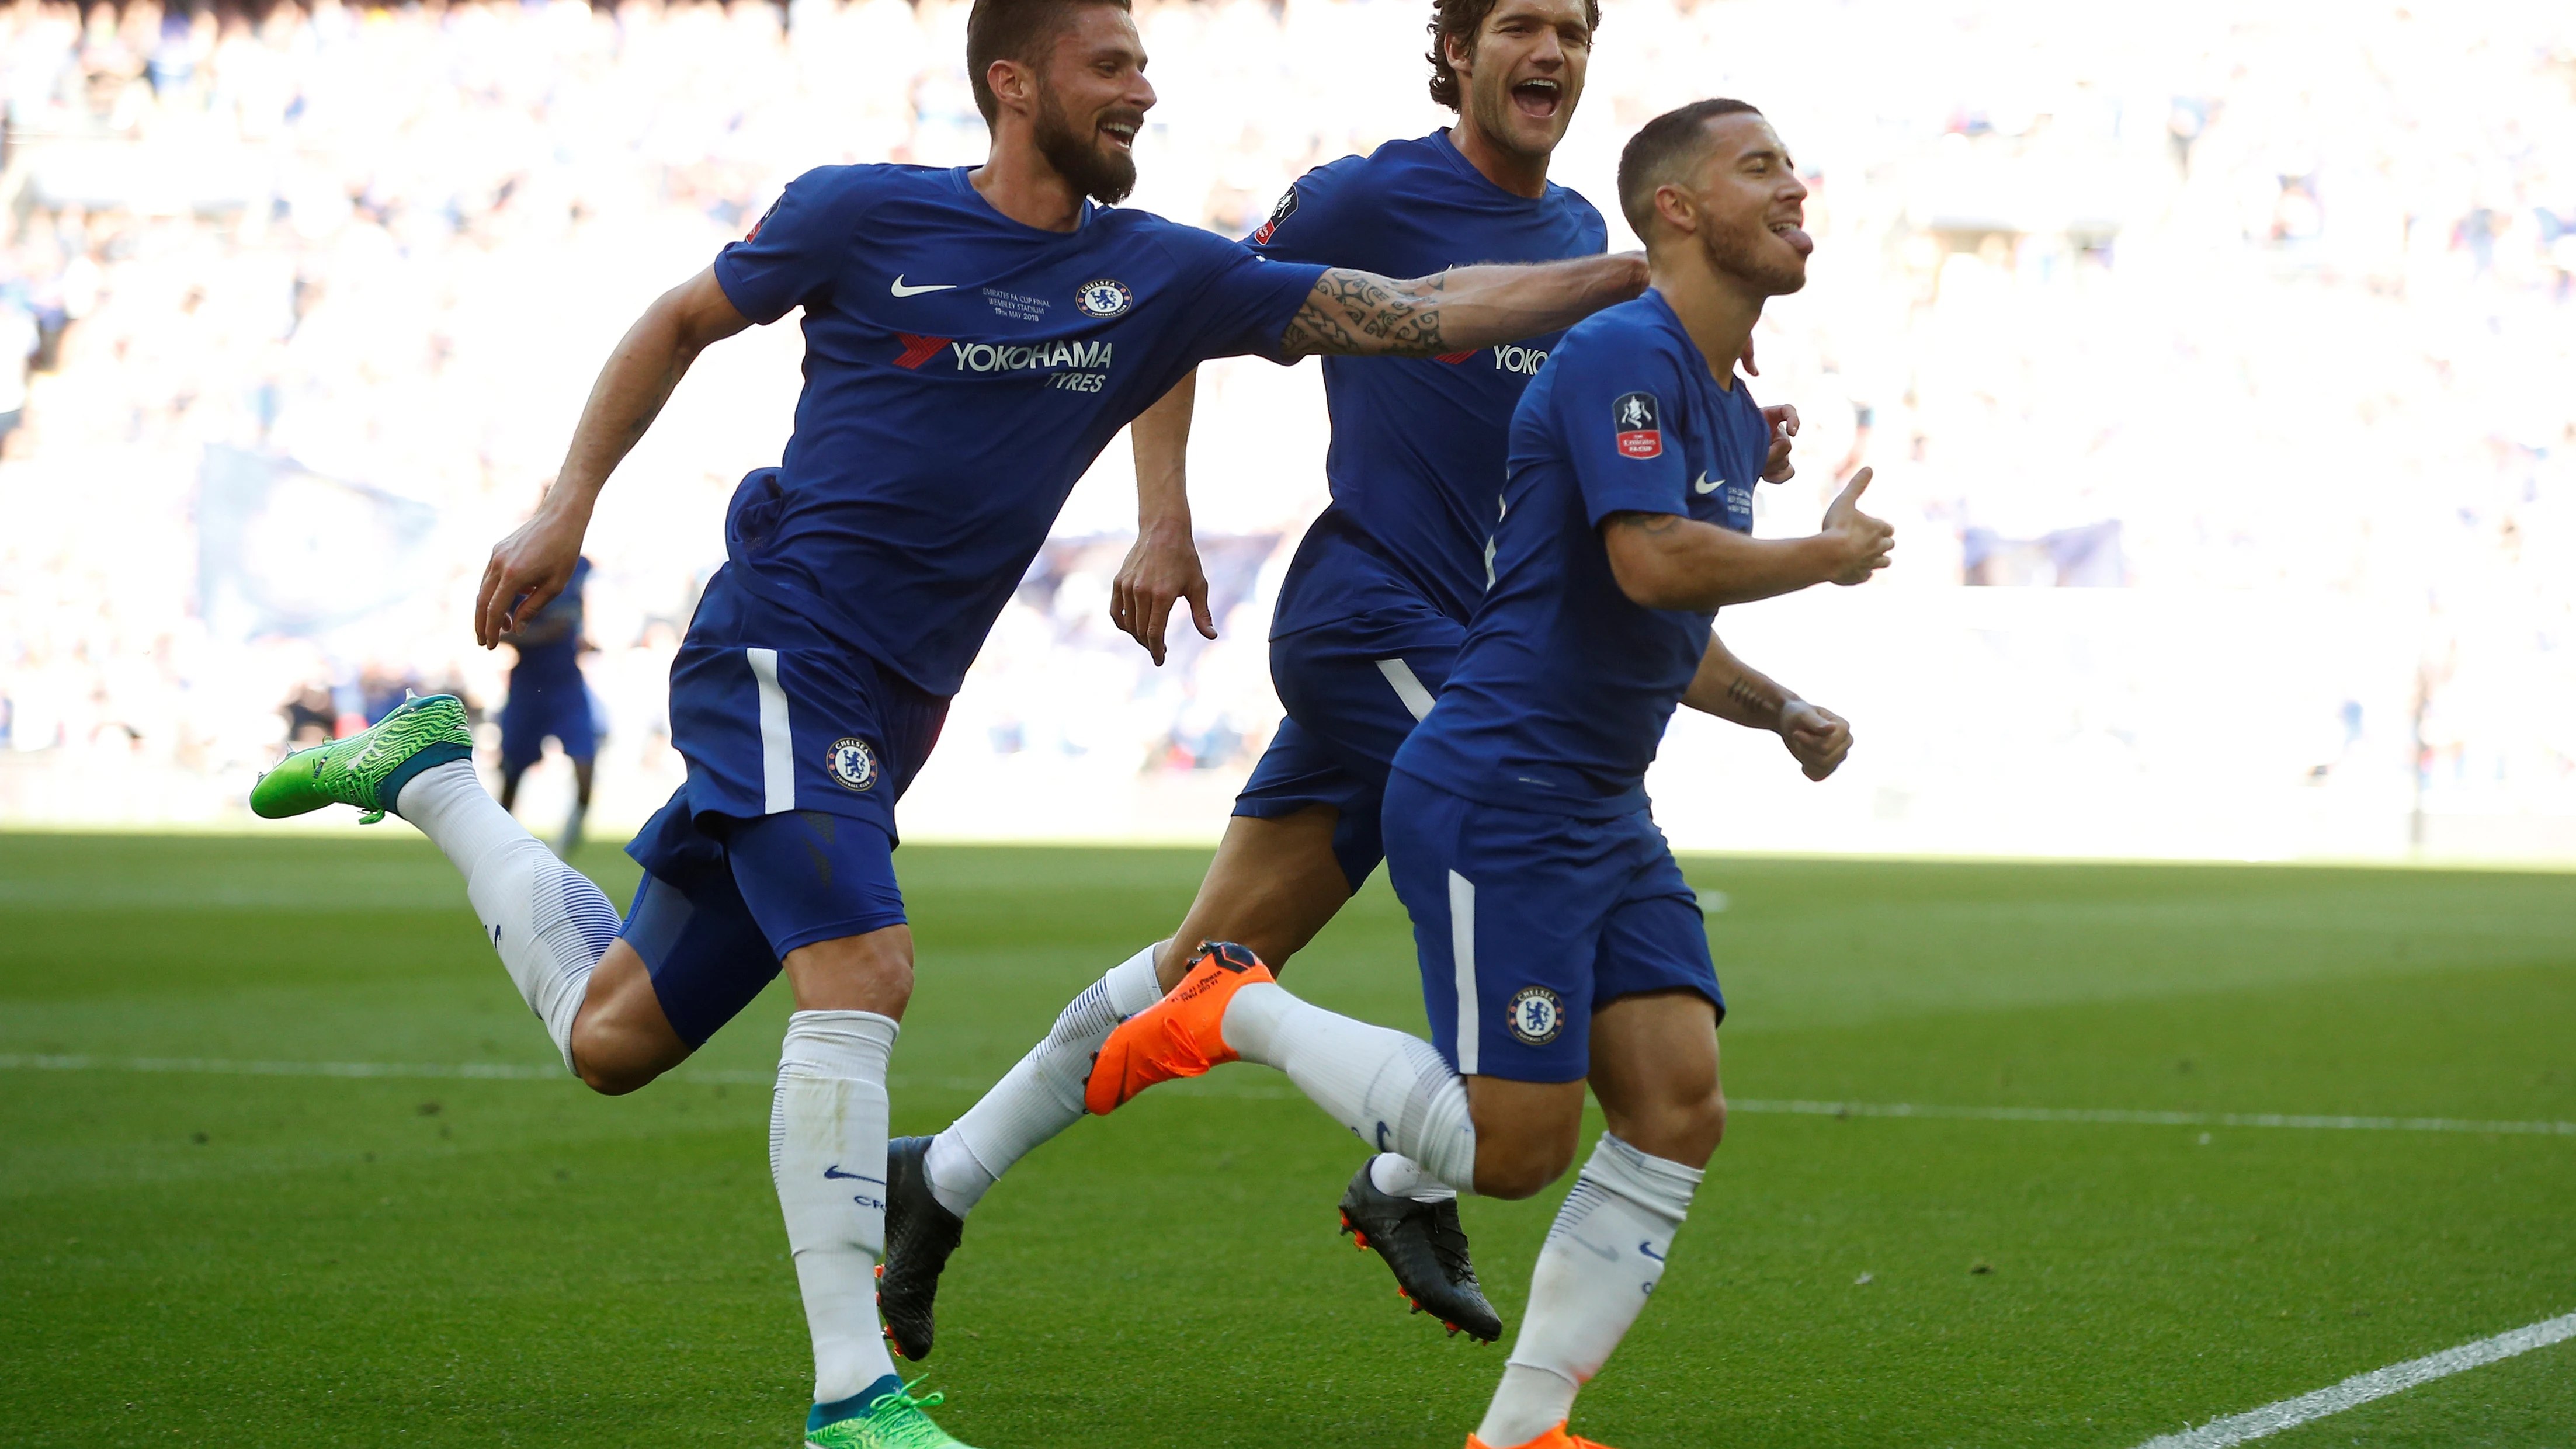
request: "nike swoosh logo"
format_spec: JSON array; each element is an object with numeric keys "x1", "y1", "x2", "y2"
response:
[
  {"x1": 1692, "y1": 472, "x2": 1722, "y2": 494},
  {"x1": 1568, "y1": 1235, "x2": 1621, "y2": 1264},
  {"x1": 890, "y1": 276, "x2": 957, "y2": 297},
  {"x1": 1640, "y1": 1240, "x2": 1667, "y2": 1262},
  {"x1": 822, "y1": 1165, "x2": 884, "y2": 1183}
]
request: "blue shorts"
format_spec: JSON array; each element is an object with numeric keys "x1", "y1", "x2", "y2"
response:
[
  {"x1": 661, "y1": 567, "x2": 949, "y2": 843},
  {"x1": 1381, "y1": 770, "x2": 1723, "y2": 1084},
  {"x1": 617, "y1": 807, "x2": 907, "y2": 1047},
  {"x1": 498, "y1": 682, "x2": 598, "y2": 772},
  {"x1": 616, "y1": 566, "x2": 950, "y2": 1045},
  {"x1": 1234, "y1": 599, "x2": 1462, "y2": 890}
]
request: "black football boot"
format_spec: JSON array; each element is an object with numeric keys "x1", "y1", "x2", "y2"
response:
[
  {"x1": 876, "y1": 1135, "x2": 964, "y2": 1361},
  {"x1": 1336, "y1": 1159, "x2": 1504, "y2": 1343}
]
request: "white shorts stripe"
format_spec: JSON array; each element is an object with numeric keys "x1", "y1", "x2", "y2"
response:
[
  {"x1": 745, "y1": 647, "x2": 795, "y2": 814},
  {"x1": 1376, "y1": 658, "x2": 1436, "y2": 722},
  {"x1": 1448, "y1": 869, "x2": 1478, "y2": 1075}
]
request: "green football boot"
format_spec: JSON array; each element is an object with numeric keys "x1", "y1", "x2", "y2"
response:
[
  {"x1": 805, "y1": 1378, "x2": 982, "y2": 1449},
  {"x1": 249, "y1": 694, "x2": 473, "y2": 825}
]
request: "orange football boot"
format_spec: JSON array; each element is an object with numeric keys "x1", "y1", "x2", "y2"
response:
[
  {"x1": 1466, "y1": 1426, "x2": 1616, "y2": 1449},
  {"x1": 1082, "y1": 940, "x2": 1273, "y2": 1115}
]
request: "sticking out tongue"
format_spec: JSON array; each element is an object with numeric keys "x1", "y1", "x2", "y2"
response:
[{"x1": 1776, "y1": 225, "x2": 1814, "y2": 256}]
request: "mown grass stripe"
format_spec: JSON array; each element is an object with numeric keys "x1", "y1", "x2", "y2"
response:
[
  {"x1": 4, "y1": 1054, "x2": 2568, "y2": 1136},
  {"x1": 2131, "y1": 1311, "x2": 2576, "y2": 1447}
]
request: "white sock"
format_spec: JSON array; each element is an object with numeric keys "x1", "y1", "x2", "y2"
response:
[
  {"x1": 1369, "y1": 1151, "x2": 1456, "y2": 1204},
  {"x1": 1476, "y1": 1133, "x2": 1702, "y2": 1448},
  {"x1": 924, "y1": 943, "x2": 1165, "y2": 1218},
  {"x1": 1220, "y1": 982, "x2": 1477, "y2": 1192},
  {"x1": 771, "y1": 1009, "x2": 902, "y2": 1406},
  {"x1": 397, "y1": 759, "x2": 616, "y2": 1072}
]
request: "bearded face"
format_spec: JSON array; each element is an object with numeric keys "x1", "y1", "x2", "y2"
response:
[{"x1": 1033, "y1": 74, "x2": 1141, "y2": 206}]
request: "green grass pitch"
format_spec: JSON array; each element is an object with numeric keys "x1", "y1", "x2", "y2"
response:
[{"x1": 3, "y1": 832, "x2": 2572, "y2": 1448}]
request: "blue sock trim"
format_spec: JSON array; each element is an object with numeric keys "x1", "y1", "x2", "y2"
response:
[
  {"x1": 808, "y1": 1374, "x2": 905, "y2": 1430},
  {"x1": 380, "y1": 742, "x2": 471, "y2": 816}
]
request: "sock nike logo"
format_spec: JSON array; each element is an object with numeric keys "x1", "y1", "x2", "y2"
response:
[
  {"x1": 1569, "y1": 1235, "x2": 1622, "y2": 1264},
  {"x1": 822, "y1": 1165, "x2": 884, "y2": 1183},
  {"x1": 1640, "y1": 1240, "x2": 1666, "y2": 1262}
]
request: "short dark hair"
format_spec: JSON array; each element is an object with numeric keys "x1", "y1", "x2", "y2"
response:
[
  {"x1": 966, "y1": 0, "x2": 1133, "y2": 126},
  {"x1": 1616, "y1": 98, "x2": 1762, "y2": 237},
  {"x1": 1424, "y1": 0, "x2": 1599, "y2": 112}
]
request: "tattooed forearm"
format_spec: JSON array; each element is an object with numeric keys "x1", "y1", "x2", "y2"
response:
[
  {"x1": 1727, "y1": 672, "x2": 1785, "y2": 722},
  {"x1": 1282, "y1": 269, "x2": 1447, "y2": 359}
]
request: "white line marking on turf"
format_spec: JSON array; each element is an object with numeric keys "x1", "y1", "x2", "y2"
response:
[
  {"x1": 4, "y1": 1055, "x2": 2570, "y2": 1136},
  {"x1": 1727, "y1": 1098, "x2": 2576, "y2": 1137},
  {"x1": 2131, "y1": 1311, "x2": 2576, "y2": 1448}
]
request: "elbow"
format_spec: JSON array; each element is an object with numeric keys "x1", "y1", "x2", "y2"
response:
[{"x1": 1609, "y1": 560, "x2": 1695, "y2": 611}]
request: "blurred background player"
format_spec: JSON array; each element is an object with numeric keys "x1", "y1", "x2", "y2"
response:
[
  {"x1": 495, "y1": 553, "x2": 599, "y2": 856},
  {"x1": 887, "y1": 0, "x2": 1799, "y2": 1361},
  {"x1": 1086, "y1": 99, "x2": 1890, "y2": 1449},
  {"x1": 245, "y1": 0, "x2": 1652, "y2": 1440}
]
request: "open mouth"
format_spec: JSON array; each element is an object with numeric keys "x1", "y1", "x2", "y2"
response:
[
  {"x1": 1510, "y1": 77, "x2": 1563, "y2": 120},
  {"x1": 1099, "y1": 117, "x2": 1139, "y2": 151},
  {"x1": 1769, "y1": 218, "x2": 1813, "y2": 256}
]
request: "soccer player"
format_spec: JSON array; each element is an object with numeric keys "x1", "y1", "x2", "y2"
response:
[
  {"x1": 243, "y1": 0, "x2": 1649, "y2": 1442},
  {"x1": 1084, "y1": 99, "x2": 1889, "y2": 1449},
  {"x1": 495, "y1": 552, "x2": 598, "y2": 854},
  {"x1": 884, "y1": 0, "x2": 1800, "y2": 1357}
]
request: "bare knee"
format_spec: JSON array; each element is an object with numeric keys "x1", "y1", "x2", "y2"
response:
[
  {"x1": 1612, "y1": 1088, "x2": 1726, "y2": 1170},
  {"x1": 574, "y1": 1043, "x2": 659, "y2": 1098},
  {"x1": 570, "y1": 941, "x2": 690, "y2": 1096},
  {"x1": 1471, "y1": 1126, "x2": 1579, "y2": 1200},
  {"x1": 783, "y1": 925, "x2": 915, "y2": 1019}
]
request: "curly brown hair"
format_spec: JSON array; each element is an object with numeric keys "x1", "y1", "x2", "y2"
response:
[{"x1": 1425, "y1": 0, "x2": 1600, "y2": 111}]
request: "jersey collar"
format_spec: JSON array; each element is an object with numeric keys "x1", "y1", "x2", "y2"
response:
[{"x1": 946, "y1": 165, "x2": 1099, "y2": 238}]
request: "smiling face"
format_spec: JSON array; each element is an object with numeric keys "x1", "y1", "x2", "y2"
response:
[
  {"x1": 1450, "y1": 0, "x2": 1592, "y2": 164},
  {"x1": 1023, "y1": 4, "x2": 1154, "y2": 203},
  {"x1": 1669, "y1": 113, "x2": 1811, "y2": 295}
]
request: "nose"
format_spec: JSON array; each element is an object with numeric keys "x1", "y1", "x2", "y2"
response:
[
  {"x1": 1527, "y1": 28, "x2": 1564, "y2": 67},
  {"x1": 1131, "y1": 70, "x2": 1158, "y2": 112},
  {"x1": 1783, "y1": 171, "x2": 1809, "y2": 203}
]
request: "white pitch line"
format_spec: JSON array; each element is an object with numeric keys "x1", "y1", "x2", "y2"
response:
[
  {"x1": 1728, "y1": 1097, "x2": 2576, "y2": 1137},
  {"x1": 2131, "y1": 1311, "x2": 2576, "y2": 1448},
  {"x1": 2, "y1": 1054, "x2": 2570, "y2": 1136}
]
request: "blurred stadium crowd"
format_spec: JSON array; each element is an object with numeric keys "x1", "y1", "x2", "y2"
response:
[{"x1": 0, "y1": 0, "x2": 2568, "y2": 852}]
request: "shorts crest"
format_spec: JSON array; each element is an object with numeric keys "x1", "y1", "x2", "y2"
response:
[
  {"x1": 1505, "y1": 985, "x2": 1565, "y2": 1046},
  {"x1": 827, "y1": 736, "x2": 879, "y2": 791}
]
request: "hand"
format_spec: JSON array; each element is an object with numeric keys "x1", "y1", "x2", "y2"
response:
[
  {"x1": 1761, "y1": 403, "x2": 1799, "y2": 483},
  {"x1": 1780, "y1": 700, "x2": 1852, "y2": 781},
  {"x1": 1817, "y1": 467, "x2": 1893, "y2": 586},
  {"x1": 1111, "y1": 522, "x2": 1214, "y2": 666},
  {"x1": 476, "y1": 502, "x2": 589, "y2": 648}
]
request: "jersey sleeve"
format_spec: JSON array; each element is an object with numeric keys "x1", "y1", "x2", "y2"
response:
[
  {"x1": 713, "y1": 166, "x2": 871, "y2": 325},
  {"x1": 1242, "y1": 158, "x2": 1366, "y2": 266},
  {"x1": 1550, "y1": 332, "x2": 1691, "y2": 524},
  {"x1": 1161, "y1": 224, "x2": 1329, "y2": 365}
]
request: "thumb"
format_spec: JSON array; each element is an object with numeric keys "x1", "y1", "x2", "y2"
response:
[
  {"x1": 1189, "y1": 581, "x2": 1217, "y2": 641},
  {"x1": 1828, "y1": 466, "x2": 1874, "y2": 517}
]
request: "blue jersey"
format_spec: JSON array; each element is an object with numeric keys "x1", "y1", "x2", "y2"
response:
[
  {"x1": 1393, "y1": 290, "x2": 1768, "y2": 817},
  {"x1": 712, "y1": 164, "x2": 1328, "y2": 695},
  {"x1": 1249, "y1": 131, "x2": 1606, "y2": 635}
]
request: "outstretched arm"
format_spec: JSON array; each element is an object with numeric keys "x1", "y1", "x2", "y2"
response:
[
  {"x1": 1681, "y1": 633, "x2": 1853, "y2": 781},
  {"x1": 1279, "y1": 255, "x2": 1649, "y2": 360},
  {"x1": 1601, "y1": 468, "x2": 1891, "y2": 613},
  {"x1": 1112, "y1": 371, "x2": 1214, "y2": 666},
  {"x1": 476, "y1": 266, "x2": 751, "y2": 647}
]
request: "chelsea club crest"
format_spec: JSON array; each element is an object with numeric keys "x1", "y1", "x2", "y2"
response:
[
  {"x1": 1074, "y1": 278, "x2": 1134, "y2": 318},
  {"x1": 1505, "y1": 986, "x2": 1565, "y2": 1046},
  {"x1": 827, "y1": 736, "x2": 879, "y2": 792}
]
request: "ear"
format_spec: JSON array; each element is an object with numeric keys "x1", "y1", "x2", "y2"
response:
[
  {"x1": 986, "y1": 56, "x2": 1036, "y2": 117},
  {"x1": 1444, "y1": 27, "x2": 1476, "y2": 81},
  {"x1": 1653, "y1": 180, "x2": 1697, "y2": 235}
]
